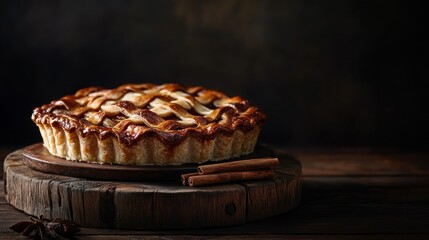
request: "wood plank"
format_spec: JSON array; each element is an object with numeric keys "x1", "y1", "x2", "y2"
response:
[
  {"x1": 50, "y1": 234, "x2": 429, "y2": 240},
  {"x1": 278, "y1": 148, "x2": 429, "y2": 155},
  {"x1": 4, "y1": 174, "x2": 427, "y2": 207},
  {"x1": 2, "y1": 203, "x2": 429, "y2": 235},
  {"x1": 245, "y1": 203, "x2": 429, "y2": 234},
  {"x1": 0, "y1": 178, "x2": 429, "y2": 235},
  {"x1": 302, "y1": 176, "x2": 429, "y2": 204},
  {"x1": 0, "y1": 233, "x2": 427, "y2": 240},
  {"x1": 305, "y1": 176, "x2": 429, "y2": 187},
  {"x1": 276, "y1": 151, "x2": 429, "y2": 176},
  {"x1": 3, "y1": 203, "x2": 427, "y2": 235}
]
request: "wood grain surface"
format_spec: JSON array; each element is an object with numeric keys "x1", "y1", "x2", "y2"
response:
[
  {"x1": 2, "y1": 148, "x2": 429, "y2": 239},
  {"x1": 4, "y1": 147, "x2": 301, "y2": 230}
]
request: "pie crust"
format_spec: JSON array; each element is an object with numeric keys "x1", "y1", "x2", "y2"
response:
[{"x1": 32, "y1": 83, "x2": 266, "y2": 165}]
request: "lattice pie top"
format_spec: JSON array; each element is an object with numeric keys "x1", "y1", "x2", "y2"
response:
[{"x1": 32, "y1": 83, "x2": 266, "y2": 146}]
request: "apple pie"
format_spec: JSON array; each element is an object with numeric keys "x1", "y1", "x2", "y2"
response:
[{"x1": 31, "y1": 83, "x2": 266, "y2": 165}]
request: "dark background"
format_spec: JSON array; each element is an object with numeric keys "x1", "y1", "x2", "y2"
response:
[{"x1": 1, "y1": 0, "x2": 427, "y2": 149}]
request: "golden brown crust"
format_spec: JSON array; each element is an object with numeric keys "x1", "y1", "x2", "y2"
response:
[
  {"x1": 32, "y1": 83, "x2": 266, "y2": 165},
  {"x1": 37, "y1": 124, "x2": 261, "y2": 165}
]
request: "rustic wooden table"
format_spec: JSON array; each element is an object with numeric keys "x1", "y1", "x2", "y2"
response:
[{"x1": 1, "y1": 147, "x2": 428, "y2": 239}]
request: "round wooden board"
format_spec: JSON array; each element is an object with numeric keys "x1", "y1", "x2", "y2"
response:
[{"x1": 4, "y1": 146, "x2": 301, "y2": 230}]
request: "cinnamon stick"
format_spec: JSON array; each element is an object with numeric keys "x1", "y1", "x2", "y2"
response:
[
  {"x1": 198, "y1": 158, "x2": 279, "y2": 175},
  {"x1": 181, "y1": 172, "x2": 199, "y2": 186},
  {"x1": 188, "y1": 169, "x2": 275, "y2": 187}
]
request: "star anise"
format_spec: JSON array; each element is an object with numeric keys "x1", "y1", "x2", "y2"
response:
[{"x1": 10, "y1": 215, "x2": 80, "y2": 239}]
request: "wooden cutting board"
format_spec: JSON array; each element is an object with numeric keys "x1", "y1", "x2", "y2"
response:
[{"x1": 3, "y1": 145, "x2": 301, "y2": 230}]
